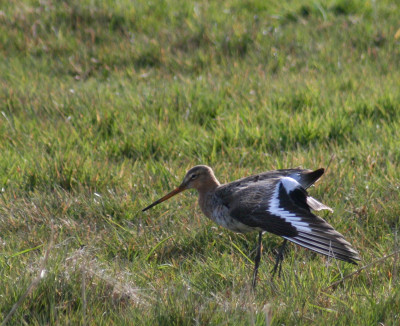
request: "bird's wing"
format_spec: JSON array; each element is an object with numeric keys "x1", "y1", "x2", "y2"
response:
[
  {"x1": 269, "y1": 168, "x2": 325, "y2": 189},
  {"x1": 219, "y1": 177, "x2": 360, "y2": 264},
  {"x1": 222, "y1": 168, "x2": 325, "y2": 190}
]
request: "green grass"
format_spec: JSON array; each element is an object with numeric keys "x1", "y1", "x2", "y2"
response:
[{"x1": 1, "y1": 0, "x2": 400, "y2": 324}]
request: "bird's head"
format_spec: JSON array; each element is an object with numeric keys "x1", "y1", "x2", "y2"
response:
[{"x1": 142, "y1": 165, "x2": 219, "y2": 211}]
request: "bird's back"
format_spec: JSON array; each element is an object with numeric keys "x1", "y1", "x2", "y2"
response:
[{"x1": 217, "y1": 168, "x2": 324, "y2": 191}]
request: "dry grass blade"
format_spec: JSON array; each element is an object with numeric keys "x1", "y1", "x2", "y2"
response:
[
  {"x1": 1, "y1": 226, "x2": 55, "y2": 326},
  {"x1": 64, "y1": 247, "x2": 149, "y2": 307},
  {"x1": 323, "y1": 250, "x2": 400, "y2": 291}
]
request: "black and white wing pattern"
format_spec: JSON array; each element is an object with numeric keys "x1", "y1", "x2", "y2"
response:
[
  {"x1": 224, "y1": 168, "x2": 325, "y2": 190},
  {"x1": 219, "y1": 168, "x2": 333, "y2": 213},
  {"x1": 221, "y1": 177, "x2": 360, "y2": 264}
]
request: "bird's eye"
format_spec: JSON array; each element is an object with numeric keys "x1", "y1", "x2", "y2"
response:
[{"x1": 190, "y1": 174, "x2": 197, "y2": 180}]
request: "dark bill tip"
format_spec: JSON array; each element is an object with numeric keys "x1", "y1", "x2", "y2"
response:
[{"x1": 142, "y1": 186, "x2": 185, "y2": 212}]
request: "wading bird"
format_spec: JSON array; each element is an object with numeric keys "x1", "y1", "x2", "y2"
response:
[{"x1": 142, "y1": 165, "x2": 360, "y2": 288}]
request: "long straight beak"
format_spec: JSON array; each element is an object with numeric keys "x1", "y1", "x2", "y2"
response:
[{"x1": 142, "y1": 186, "x2": 185, "y2": 212}]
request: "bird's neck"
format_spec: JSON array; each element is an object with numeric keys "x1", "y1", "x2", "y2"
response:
[
  {"x1": 197, "y1": 176, "x2": 220, "y2": 194},
  {"x1": 196, "y1": 177, "x2": 220, "y2": 218}
]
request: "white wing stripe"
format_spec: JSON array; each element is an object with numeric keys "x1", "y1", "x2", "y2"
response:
[
  {"x1": 268, "y1": 178, "x2": 312, "y2": 232},
  {"x1": 292, "y1": 226, "x2": 314, "y2": 232},
  {"x1": 281, "y1": 177, "x2": 299, "y2": 193}
]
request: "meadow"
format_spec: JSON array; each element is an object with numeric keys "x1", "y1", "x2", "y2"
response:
[{"x1": 1, "y1": 0, "x2": 400, "y2": 324}]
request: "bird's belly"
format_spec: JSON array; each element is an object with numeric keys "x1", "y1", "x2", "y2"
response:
[{"x1": 211, "y1": 206, "x2": 256, "y2": 233}]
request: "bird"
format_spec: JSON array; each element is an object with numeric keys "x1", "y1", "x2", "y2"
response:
[{"x1": 142, "y1": 165, "x2": 360, "y2": 288}]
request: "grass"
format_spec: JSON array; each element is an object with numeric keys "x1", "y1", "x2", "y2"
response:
[{"x1": 1, "y1": 0, "x2": 400, "y2": 324}]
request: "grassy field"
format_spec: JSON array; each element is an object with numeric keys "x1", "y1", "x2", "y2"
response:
[{"x1": 1, "y1": 0, "x2": 400, "y2": 324}]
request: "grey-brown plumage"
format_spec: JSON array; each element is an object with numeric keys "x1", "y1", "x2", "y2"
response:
[
  {"x1": 142, "y1": 165, "x2": 361, "y2": 287},
  {"x1": 214, "y1": 170, "x2": 358, "y2": 264}
]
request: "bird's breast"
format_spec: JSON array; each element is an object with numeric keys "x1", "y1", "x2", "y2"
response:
[{"x1": 199, "y1": 192, "x2": 255, "y2": 233}]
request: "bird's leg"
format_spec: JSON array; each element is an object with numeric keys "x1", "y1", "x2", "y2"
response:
[
  {"x1": 271, "y1": 239, "x2": 287, "y2": 278},
  {"x1": 252, "y1": 231, "x2": 263, "y2": 289}
]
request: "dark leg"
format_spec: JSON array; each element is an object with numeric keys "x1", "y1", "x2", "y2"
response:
[
  {"x1": 252, "y1": 231, "x2": 263, "y2": 289},
  {"x1": 271, "y1": 239, "x2": 287, "y2": 278}
]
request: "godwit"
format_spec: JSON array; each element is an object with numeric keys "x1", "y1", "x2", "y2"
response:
[{"x1": 142, "y1": 165, "x2": 360, "y2": 288}]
